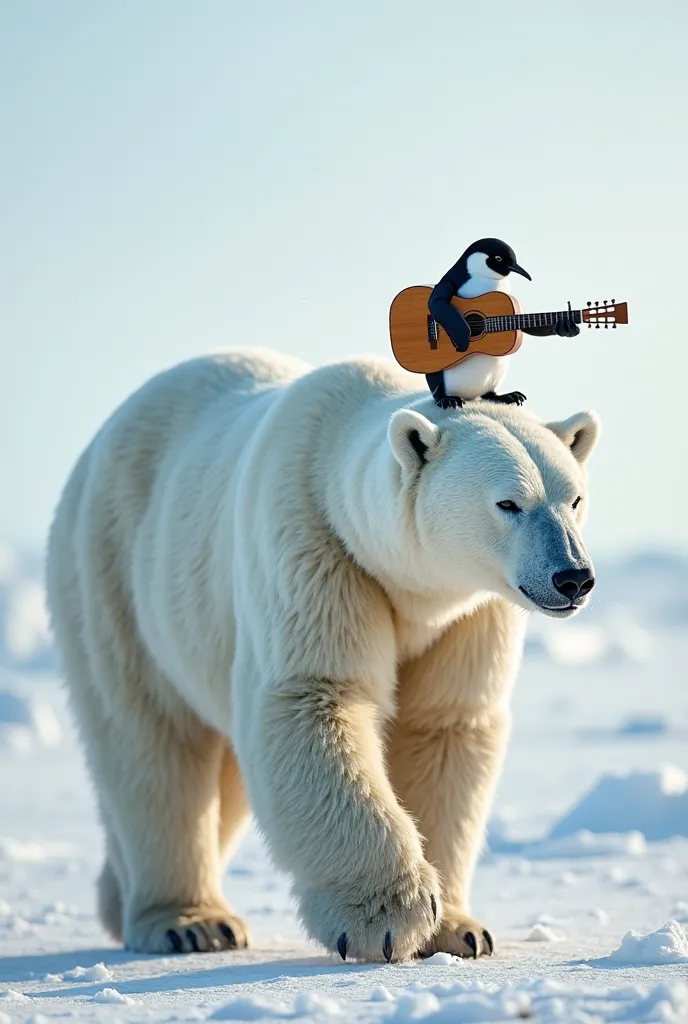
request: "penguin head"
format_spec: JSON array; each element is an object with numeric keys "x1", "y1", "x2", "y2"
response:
[{"x1": 462, "y1": 238, "x2": 532, "y2": 282}]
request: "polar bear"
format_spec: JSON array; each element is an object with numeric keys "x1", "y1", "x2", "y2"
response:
[{"x1": 46, "y1": 349, "x2": 599, "y2": 962}]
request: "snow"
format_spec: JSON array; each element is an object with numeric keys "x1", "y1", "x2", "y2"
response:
[
  {"x1": 0, "y1": 544, "x2": 687, "y2": 1022},
  {"x1": 0, "y1": 550, "x2": 55, "y2": 673},
  {"x1": 90, "y1": 986, "x2": 140, "y2": 1004},
  {"x1": 618, "y1": 714, "x2": 668, "y2": 736},
  {"x1": 0, "y1": 690, "x2": 62, "y2": 752},
  {"x1": 526, "y1": 924, "x2": 564, "y2": 942},
  {"x1": 602, "y1": 921, "x2": 688, "y2": 966},
  {"x1": 63, "y1": 962, "x2": 114, "y2": 981},
  {"x1": 522, "y1": 829, "x2": 648, "y2": 859},
  {"x1": 550, "y1": 768, "x2": 688, "y2": 842}
]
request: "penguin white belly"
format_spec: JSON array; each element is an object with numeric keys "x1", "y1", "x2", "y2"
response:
[{"x1": 443, "y1": 354, "x2": 507, "y2": 400}]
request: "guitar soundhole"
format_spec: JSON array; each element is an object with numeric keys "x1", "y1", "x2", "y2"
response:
[{"x1": 464, "y1": 312, "x2": 486, "y2": 338}]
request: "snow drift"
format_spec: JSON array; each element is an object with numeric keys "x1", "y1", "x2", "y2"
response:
[{"x1": 550, "y1": 767, "x2": 688, "y2": 842}]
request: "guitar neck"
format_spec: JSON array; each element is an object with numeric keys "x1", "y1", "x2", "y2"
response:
[{"x1": 485, "y1": 309, "x2": 583, "y2": 332}]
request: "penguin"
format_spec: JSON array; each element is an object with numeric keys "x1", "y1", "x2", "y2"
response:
[{"x1": 425, "y1": 238, "x2": 580, "y2": 409}]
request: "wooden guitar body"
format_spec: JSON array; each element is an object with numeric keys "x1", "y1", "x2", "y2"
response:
[{"x1": 389, "y1": 286, "x2": 524, "y2": 375}]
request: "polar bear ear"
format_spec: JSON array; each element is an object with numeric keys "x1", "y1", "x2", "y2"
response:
[
  {"x1": 547, "y1": 410, "x2": 601, "y2": 466},
  {"x1": 388, "y1": 409, "x2": 441, "y2": 475}
]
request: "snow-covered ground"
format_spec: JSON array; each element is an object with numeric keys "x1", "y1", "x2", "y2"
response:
[{"x1": 1, "y1": 546, "x2": 688, "y2": 1022}]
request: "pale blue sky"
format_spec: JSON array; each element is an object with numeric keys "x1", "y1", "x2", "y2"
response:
[{"x1": 1, "y1": 0, "x2": 686, "y2": 555}]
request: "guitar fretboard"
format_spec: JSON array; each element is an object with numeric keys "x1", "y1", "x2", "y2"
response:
[{"x1": 485, "y1": 310, "x2": 583, "y2": 332}]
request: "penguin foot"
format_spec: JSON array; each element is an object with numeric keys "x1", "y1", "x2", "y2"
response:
[
  {"x1": 481, "y1": 390, "x2": 527, "y2": 406},
  {"x1": 435, "y1": 396, "x2": 464, "y2": 410}
]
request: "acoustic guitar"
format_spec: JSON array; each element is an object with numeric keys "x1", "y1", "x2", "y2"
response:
[{"x1": 389, "y1": 286, "x2": 628, "y2": 375}]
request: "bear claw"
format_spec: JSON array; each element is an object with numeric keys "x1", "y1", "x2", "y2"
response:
[
  {"x1": 337, "y1": 932, "x2": 347, "y2": 961},
  {"x1": 167, "y1": 928, "x2": 183, "y2": 953},
  {"x1": 186, "y1": 928, "x2": 200, "y2": 952},
  {"x1": 219, "y1": 923, "x2": 237, "y2": 948},
  {"x1": 383, "y1": 931, "x2": 394, "y2": 963},
  {"x1": 464, "y1": 931, "x2": 478, "y2": 959},
  {"x1": 483, "y1": 929, "x2": 494, "y2": 955}
]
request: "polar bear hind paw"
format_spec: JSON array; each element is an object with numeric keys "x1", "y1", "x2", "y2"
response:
[
  {"x1": 300, "y1": 859, "x2": 441, "y2": 963},
  {"x1": 125, "y1": 907, "x2": 250, "y2": 954},
  {"x1": 419, "y1": 913, "x2": 494, "y2": 959}
]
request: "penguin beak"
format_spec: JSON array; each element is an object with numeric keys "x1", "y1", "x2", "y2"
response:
[{"x1": 508, "y1": 262, "x2": 532, "y2": 281}]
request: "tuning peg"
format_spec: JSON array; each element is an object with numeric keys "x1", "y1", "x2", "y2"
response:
[
  {"x1": 612, "y1": 323, "x2": 617, "y2": 328},
  {"x1": 611, "y1": 298, "x2": 616, "y2": 304},
  {"x1": 587, "y1": 301, "x2": 592, "y2": 307},
  {"x1": 587, "y1": 323, "x2": 591, "y2": 328},
  {"x1": 595, "y1": 323, "x2": 600, "y2": 329},
  {"x1": 595, "y1": 301, "x2": 599, "y2": 306},
  {"x1": 605, "y1": 323, "x2": 608, "y2": 328}
]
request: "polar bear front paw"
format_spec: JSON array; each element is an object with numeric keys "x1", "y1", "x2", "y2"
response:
[
  {"x1": 420, "y1": 913, "x2": 494, "y2": 959},
  {"x1": 298, "y1": 859, "x2": 440, "y2": 962},
  {"x1": 125, "y1": 905, "x2": 250, "y2": 954}
]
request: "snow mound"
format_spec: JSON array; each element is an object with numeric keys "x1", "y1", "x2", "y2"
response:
[
  {"x1": 91, "y1": 987, "x2": 138, "y2": 1004},
  {"x1": 522, "y1": 829, "x2": 647, "y2": 859},
  {"x1": 550, "y1": 767, "x2": 688, "y2": 841},
  {"x1": 0, "y1": 690, "x2": 62, "y2": 751},
  {"x1": 210, "y1": 995, "x2": 291, "y2": 1019},
  {"x1": 526, "y1": 923, "x2": 564, "y2": 942},
  {"x1": 64, "y1": 963, "x2": 114, "y2": 982},
  {"x1": 604, "y1": 920, "x2": 688, "y2": 965}
]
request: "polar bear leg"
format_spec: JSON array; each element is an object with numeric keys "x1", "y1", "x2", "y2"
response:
[
  {"x1": 244, "y1": 676, "x2": 441, "y2": 962},
  {"x1": 387, "y1": 603, "x2": 517, "y2": 958},
  {"x1": 96, "y1": 821, "x2": 127, "y2": 941},
  {"x1": 94, "y1": 691, "x2": 250, "y2": 955},
  {"x1": 218, "y1": 744, "x2": 251, "y2": 867},
  {"x1": 56, "y1": 619, "x2": 250, "y2": 954}
]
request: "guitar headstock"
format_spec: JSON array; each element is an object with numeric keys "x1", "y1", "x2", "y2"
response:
[{"x1": 582, "y1": 300, "x2": 628, "y2": 329}]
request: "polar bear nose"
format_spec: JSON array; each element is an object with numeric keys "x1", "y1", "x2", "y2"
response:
[{"x1": 552, "y1": 567, "x2": 595, "y2": 601}]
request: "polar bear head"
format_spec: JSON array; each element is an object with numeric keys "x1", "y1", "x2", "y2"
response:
[{"x1": 387, "y1": 404, "x2": 600, "y2": 618}]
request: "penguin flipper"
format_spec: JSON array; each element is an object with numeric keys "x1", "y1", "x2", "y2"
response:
[
  {"x1": 428, "y1": 281, "x2": 471, "y2": 353},
  {"x1": 523, "y1": 317, "x2": 580, "y2": 339}
]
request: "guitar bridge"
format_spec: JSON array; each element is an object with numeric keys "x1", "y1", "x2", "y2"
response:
[{"x1": 427, "y1": 315, "x2": 439, "y2": 349}]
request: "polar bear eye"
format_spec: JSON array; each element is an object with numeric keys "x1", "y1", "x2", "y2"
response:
[
  {"x1": 572, "y1": 496, "x2": 582, "y2": 510},
  {"x1": 496, "y1": 500, "x2": 522, "y2": 513}
]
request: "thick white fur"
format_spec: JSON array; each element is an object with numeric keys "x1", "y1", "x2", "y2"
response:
[{"x1": 46, "y1": 349, "x2": 599, "y2": 961}]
